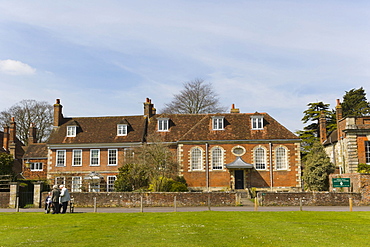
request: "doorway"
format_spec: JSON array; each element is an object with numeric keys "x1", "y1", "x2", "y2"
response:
[{"x1": 235, "y1": 170, "x2": 244, "y2": 189}]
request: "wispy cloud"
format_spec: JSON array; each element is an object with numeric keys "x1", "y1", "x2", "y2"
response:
[{"x1": 0, "y1": 59, "x2": 36, "y2": 75}]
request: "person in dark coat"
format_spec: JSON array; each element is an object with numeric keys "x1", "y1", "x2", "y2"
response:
[{"x1": 51, "y1": 185, "x2": 60, "y2": 214}]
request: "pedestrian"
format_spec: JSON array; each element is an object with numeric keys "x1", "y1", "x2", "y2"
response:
[
  {"x1": 59, "y1": 184, "x2": 71, "y2": 214},
  {"x1": 44, "y1": 192, "x2": 52, "y2": 214},
  {"x1": 51, "y1": 185, "x2": 60, "y2": 214}
]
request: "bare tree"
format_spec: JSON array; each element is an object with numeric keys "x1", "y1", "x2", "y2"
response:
[
  {"x1": 0, "y1": 99, "x2": 53, "y2": 145},
  {"x1": 161, "y1": 78, "x2": 227, "y2": 114}
]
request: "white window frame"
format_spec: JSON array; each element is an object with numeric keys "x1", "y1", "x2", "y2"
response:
[
  {"x1": 108, "y1": 149, "x2": 118, "y2": 166},
  {"x1": 66, "y1": 125, "x2": 77, "y2": 137},
  {"x1": 71, "y1": 176, "x2": 82, "y2": 192},
  {"x1": 276, "y1": 146, "x2": 288, "y2": 170},
  {"x1": 191, "y1": 147, "x2": 203, "y2": 170},
  {"x1": 90, "y1": 149, "x2": 100, "y2": 166},
  {"x1": 254, "y1": 146, "x2": 267, "y2": 170},
  {"x1": 89, "y1": 182, "x2": 100, "y2": 192},
  {"x1": 211, "y1": 147, "x2": 224, "y2": 170},
  {"x1": 55, "y1": 177, "x2": 65, "y2": 186},
  {"x1": 212, "y1": 117, "x2": 224, "y2": 130},
  {"x1": 56, "y1": 150, "x2": 66, "y2": 167},
  {"x1": 117, "y1": 124, "x2": 128, "y2": 136},
  {"x1": 251, "y1": 116, "x2": 264, "y2": 130},
  {"x1": 30, "y1": 162, "x2": 43, "y2": 171},
  {"x1": 366, "y1": 141, "x2": 370, "y2": 164},
  {"x1": 158, "y1": 118, "x2": 169, "y2": 132},
  {"x1": 72, "y1": 149, "x2": 82, "y2": 166},
  {"x1": 107, "y1": 176, "x2": 116, "y2": 192}
]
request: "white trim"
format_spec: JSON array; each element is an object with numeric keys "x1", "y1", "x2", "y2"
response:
[
  {"x1": 212, "y1": 116, "x2": 224, "y2": 130},
  {"x1": 72, "y1": 149, "x2": 82, "y2": 166},
  {"x1": 30, "y1": 162, "x2": 43, "y2": 171},
  {"x1": 157, "y1": 118, "x2": 169, "y2": 132},
  {"x1": 66, "y1": 125, "x2": 77, "y2": 137},
  {"x1": 117, "y1": 124, "x2": 128, "y2": 136},
  {"x1": 275, "y1": 146, "x2": 288, "y2": 170},
  {"x1": 107, "y1": 175, "x2": 117, "y2": 192},
  {"x1": 254, "y1": 146, "x2": 267, "y2": 170},
  {"x1": 56, "y1": 150, "x2": 66, "y2": 167},
  {"x1": 251, "y1": 116, "x2": 264, "y2": 130},
  {"x1": 90, "y1": 149, "x2": 100, "y2": 166},
  {"x1": 108, "y1": 149, "x2": 118, "y2": 166},
  {"x1": 190, "y1": 147, "x2": 203, "y2": 171}
]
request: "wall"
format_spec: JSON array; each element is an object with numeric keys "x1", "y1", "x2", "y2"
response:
[
  {"x1": 258, "y1": 192, "x2": 362, "y2": 206},
  {"x1": 0, "y1": 192, "x2": 9, "y2": 207},
  {"x1": 41, "y1": 192, "x2": 237, "y2": 207}
]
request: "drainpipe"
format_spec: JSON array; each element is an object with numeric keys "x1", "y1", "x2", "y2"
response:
[
  {"x1": 206, "y1": 142, "x2": 209, "y2": 192},
  {"x1": 269, "y1": 142, "x2": 273, "y2": 191}
]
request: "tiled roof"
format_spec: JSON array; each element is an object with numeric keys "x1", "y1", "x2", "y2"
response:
[
  {"x1": 147, "y1": 113, "x2": 299, "y2": 142},
  {"x1": 24, "y1": 143, "x2": 48, "y2": 158},
  {"x1": 47, "y1": 116, "x2": 146, "y2": 144}
]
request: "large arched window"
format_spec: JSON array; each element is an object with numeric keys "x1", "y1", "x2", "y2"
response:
[
  {"x1": 212, "y1": 147, "x2": 224, "y2": 170},
  {"x1": 254, "y1": 147, "x2": 266, "y2": 170},
  {"x1": 276, "y1": 146, "x2": 287, "y2": 170},
  {"x1": 191, "y1": 147, "x2": 203, "y2": 170}
]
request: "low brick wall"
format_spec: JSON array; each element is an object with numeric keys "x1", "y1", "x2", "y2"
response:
[
  {"x1": 41, "y1": 192, "x2": 237, "y2": 207},
  {"x1": 0, "y1": 192, "x2": 9, "y2": 208},
  {"x1": 258, "y1": 192, "x2": 362, "y2": 206}
]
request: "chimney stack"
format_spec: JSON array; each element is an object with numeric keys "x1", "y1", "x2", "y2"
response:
[
  {"x1": 28, "y1": 123, "x2": 37, "y2": 144},
  {"x1": 230, "y1": 104, "x2": 240, "y2": 113},
  {"x1": 53, "y1": 99, "x2": 63, "y2": 128},
  {"x1": 9, "y1": 117, "x2": 16, "y2": 157},
  {"x1": 319, "y1": 111, "x2": 327, "y2": 143},
  {"x1": 3, "y1": 125, "x2": 9, "y2": 151},
  {"x1": 144, "y1": 98, "x2": 156, "y2": 118},
  {"x1": 336, "y1": 99, "x2": 343, "y2": 120}
]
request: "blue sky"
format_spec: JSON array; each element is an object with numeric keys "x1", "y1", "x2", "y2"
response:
[{"x1": 0, "y1": 1, "x2": 369, "y2": 132}]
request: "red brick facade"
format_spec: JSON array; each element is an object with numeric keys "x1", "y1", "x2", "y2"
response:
[{"x1": 42, "y1": 98, "x2": 301, "y2": 192}]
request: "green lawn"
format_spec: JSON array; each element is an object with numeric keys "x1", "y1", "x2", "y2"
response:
[{"x1": 1, "y1": 211, "x2": 369, "y2": 246}]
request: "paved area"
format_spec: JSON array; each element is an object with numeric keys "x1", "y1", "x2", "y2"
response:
[{"x1": 2, "y1": 205, "x2": 370, "y2": 213}]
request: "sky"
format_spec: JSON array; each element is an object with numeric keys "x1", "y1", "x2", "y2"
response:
[{"x1": 0, "y1": 1, "x2": 369, "y2": 133}]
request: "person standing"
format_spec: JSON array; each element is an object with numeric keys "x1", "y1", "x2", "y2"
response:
[
  {"x1": 51, "y1": 185, "x2": 60, "y2": 214},
  {"x1": 59, "y1": 184, "x2": 71, "y2": 214}
]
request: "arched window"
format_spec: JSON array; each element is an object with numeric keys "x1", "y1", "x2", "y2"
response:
[
  {"x1": 191, "y1": 148, "x2": 202, "y2": 170},
  {"x1": 276, "y1": 147, "x2": 287, "y2": 170},
  {"x1": 254, "y1": 147, "x2": 266, "y2": 170},
  {"x1": 212, "y1": 147, "x2": 223, "y2": 170}
]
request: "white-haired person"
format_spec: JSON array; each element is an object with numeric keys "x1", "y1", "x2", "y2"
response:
[
  {"x1": 59, "y1": 184, "x2": 71, "y2": 214},
  {"x1": 51, "y1": 185, "x2": 60, "y2": 214}
]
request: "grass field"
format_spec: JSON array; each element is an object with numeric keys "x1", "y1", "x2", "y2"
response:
[{"x1": 1, "y1": 211, "x2": 369, "y2": 246}]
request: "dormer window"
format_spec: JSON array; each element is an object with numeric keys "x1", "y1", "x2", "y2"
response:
[
  {"x1": 158, "y1": 118, "x2": 169, "y2": 132},
  {"x1": 212, "y1": 116, "x2": 224, "y2": 130},
  {"x1": 66, "y1": 126, "x2": 77, "y2": 137},
  {"x1": 251, "y1": 116, "x2": 264, "y2": 130},
  {"x1": 117, "y1": 124, "x2": 128, "y2": 136}
]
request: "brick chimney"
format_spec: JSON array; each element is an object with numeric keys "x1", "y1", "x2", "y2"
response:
[
  {"x1": 2, "y1": 125, "x2": 9, "y2": 151},
  {"x1": 53, "y1": 99, "x2": 64, "y2": 128},
  {"x1": 9, "y1": 117, "x2": 16, "y2": 157},
  {"x1": 28, "y1": 123, "x2": 37, "y2": 144},
  {"x1": 336, "y1": 99, "x2": 343, "y2": 120},
  {"x1": 143, "y1": 98, "x2": 156, "y2": 118},
  {"x1": 230, "y1": 104, "x2": 240, "y2": 113},
  {"x1": 319, "y1": 111, "x2": 327, "y2": 143}
]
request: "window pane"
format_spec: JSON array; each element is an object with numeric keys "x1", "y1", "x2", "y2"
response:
[
  {"x1": 56, "y1": 150, "x2": 65, "y2": 166},
  {"x1": 72, "y1": 177, "x2": 82, "y2": 192},
  {"x1": 90, "y1": 150, "x2": 100, "y2": 165},
  {"x1": 107, "y1": 176, "x2": 116, "y2": 192},
  {"x1": 73, "y1": 150, "x2": 82, "y2": 166},
  {"x1": 108, "y1": 149, "x2": 117, "y2": 165},
  {"x1": 212, "y1": 148, "x2": 223, "y2": 169},
  {"x1": 191, "y1": 148, "x2": 202, "y2": 170},
  {"x1": 255, "y1": 147, "x2": 266, "y2": 170},
  {"x1": 366, "y1": 141, "x2": 370, "y2": 164},
  {"x1": 276, "y1": 147, "x2": 287, "y2": 170}
]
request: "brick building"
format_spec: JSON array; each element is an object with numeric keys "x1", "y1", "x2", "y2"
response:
[
  {"x1": 46, "y1": 98, "x2": 302, "y2": 192},
  {"x1": 322, "y1": 99, "x2": 370, "y2": 174}
]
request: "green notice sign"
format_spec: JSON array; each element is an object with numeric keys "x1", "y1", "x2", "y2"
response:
[{"x1": 332, "y1": 178, "x2": 351, "y2": 187}]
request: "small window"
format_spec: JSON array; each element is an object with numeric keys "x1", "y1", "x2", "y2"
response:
[
  {"x1": 72, "y1": 150, "x2": 82, "y2": 166},
  {"x1": 212, "y1": 117, "x2": 224, "y2": 130},
  {"x1": 158, "y1": 118, "x2": 169, "y2": 131},
  {"x1": 107, "y1": 176, "x2": 116, "y2": 192},
  {"x1": 71, "y1": 176, "x2": 82, "y2": 192},
  {"x1": 89, "y1": 182, "x2": 100, "y2": 192},
  {"x1": 366, "y1": 141, "x2": 370, "y2": 164},
  {"x1": 67, "y1": 126, "x2": 77, "y2": 137},
  {"x1": 108, "y1": 149, "x2": 118, "y2": 166},
  {"x1": 55, "y1": 177, "x2": 65, "y2": 185},
  {"x1": 90, "y1": 149, "x2": 100, "y2": 166},
  {"x1": 117, "y1": 124, "x2": 127, "y2": 136},
  {"x1": 56, "y1": 150, "x2": 66, "y2": 167},
  {"x1": 30, "y1": 162, "x2": 43, "y2": 171},
  {"x1": 251, "y1": 116, "x2": 264, "y2": 130},
  {"x1": 232, "y1": 146, "x2": 246, "y2": 156}
]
